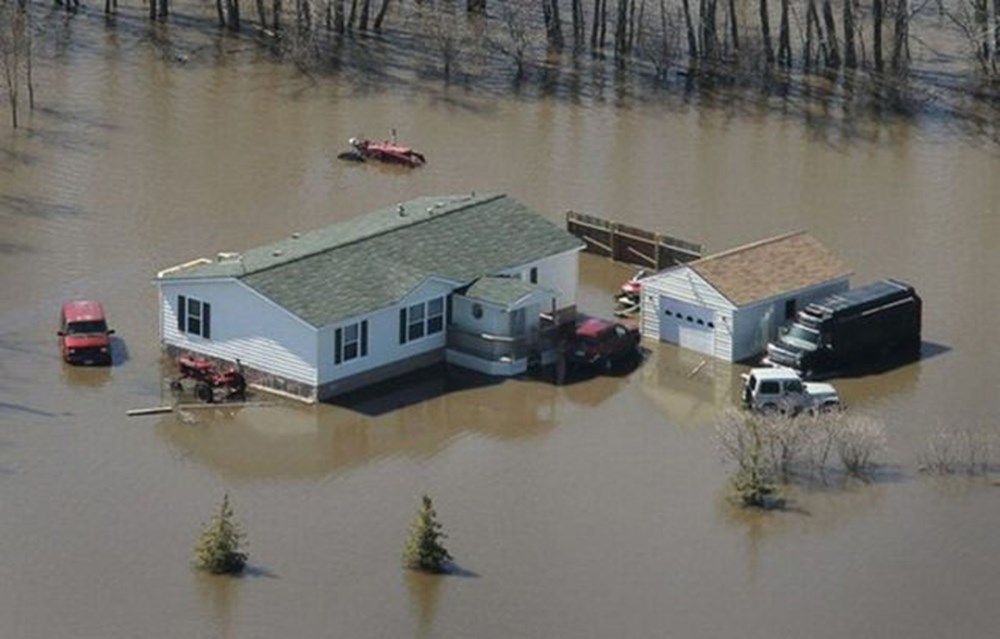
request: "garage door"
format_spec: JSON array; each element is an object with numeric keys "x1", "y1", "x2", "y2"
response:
[{"x1": 659, "y1": 296, "x2": 716, "y2": 356}]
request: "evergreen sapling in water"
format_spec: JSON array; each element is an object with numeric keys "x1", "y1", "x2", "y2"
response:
[
  {"x1": 193, "y1": 493, "x2": 248, "y2": 575},
  {"x1": 402, "y1": 495, "x2": 452, "y2": 573}
]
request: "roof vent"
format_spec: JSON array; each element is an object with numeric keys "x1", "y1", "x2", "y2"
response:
[
  {"x1": 216, "y1": 252, "x2": 241, "y2": 262},
  {"x1": 397, "y1": 204, "x2": 407, "y2": 217},
  {"x1": 291, "y1": 232, "x2": 301, "y2": 239},
  {"x1": 272, "y1": 249, "x2": 283, "y2": 257},
  {"x1": 427, "y1": 207, "x2": 435, "y2": 214}
]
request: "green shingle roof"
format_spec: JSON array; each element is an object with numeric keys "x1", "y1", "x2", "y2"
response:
[
  {"x1": 159, "y1": 194, "x2": 583, "y2": 327},
  {"x1": 463, "y1": 277, "x2": 553, "y2": 307}
]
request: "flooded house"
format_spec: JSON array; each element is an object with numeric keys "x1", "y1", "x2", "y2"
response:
[
  {"x1": 155, "y1": 194, "x2": 584, "y2": 402},
  {"x1": 640, "y1": 231, "x2": 851, "y2": 362}
]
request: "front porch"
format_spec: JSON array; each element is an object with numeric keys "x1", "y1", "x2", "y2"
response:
[{"x1": 444, "y1": 276, "x2": 573, "y2": 376}]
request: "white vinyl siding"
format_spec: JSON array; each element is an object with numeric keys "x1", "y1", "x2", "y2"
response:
[
  {"x1": 643, "y1": 266, "x2": 849, "y2": 362},
  {"x1": 160, "y1": 279, "x2": 318, "y2": 384},
  {"x1": 642, "y1": 265, "x2": 735, "y2": 360},
  {"x1": 499, "y1": 247, "x2": 581, "y2": 310},
  {"x1": 316, "y1": 278, "x2": 453, "y2": 385}
]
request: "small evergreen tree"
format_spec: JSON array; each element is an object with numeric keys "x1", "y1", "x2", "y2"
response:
[
  {"x1": 402, "y1": 495, "x2": 452, "y2": 573},
  {"x1": 193, "y1": 493, "x2": 248, "y2": 575}
]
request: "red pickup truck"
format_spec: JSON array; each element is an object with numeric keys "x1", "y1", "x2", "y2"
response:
[{"x1": 568, "y1": 318, "x2": 641, "y2": 370}]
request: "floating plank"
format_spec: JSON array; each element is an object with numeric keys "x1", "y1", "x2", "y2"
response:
[
  {"x1": 126, "y1": 406, "x2": 174, "y2": 417},
  {"x1": 173, "y1": 401, "x2": 275, "y2": 410},
  {"x1": 126, "y1": 401, "x2": 275, "y2": 416}
]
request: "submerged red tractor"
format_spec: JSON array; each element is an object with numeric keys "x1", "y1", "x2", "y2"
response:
[{"x1": 170, "y1": 354, "x2": 247, "y2": 403}]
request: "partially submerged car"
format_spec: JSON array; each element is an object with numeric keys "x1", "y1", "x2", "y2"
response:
[
  {"x1": 740, "y1": 367, "x2": 840, "y2": 415},
  {"x1": 568, "y1": 318, "x2": 640, "y2": 370},
  {"x1": 58, "y1": 300, "x2": 114, "y2": 365}
]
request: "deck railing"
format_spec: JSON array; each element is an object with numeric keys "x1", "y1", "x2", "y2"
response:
[{"x1": 447, "y1": 325, "x2": 559, "y2": 362}]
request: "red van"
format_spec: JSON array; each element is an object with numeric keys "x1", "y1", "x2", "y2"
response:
[{"x1": 58, "y1": 300, "x2": 114, "y2": 365}]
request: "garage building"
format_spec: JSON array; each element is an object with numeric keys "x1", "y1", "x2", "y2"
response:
[{"x1": 640, "y1": 231, "x2": 851, "y2": 362}]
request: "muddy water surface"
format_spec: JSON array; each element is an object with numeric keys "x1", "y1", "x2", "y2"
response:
[{"x1": 0, "y1": 13, "x2": 998, "y2": 639}]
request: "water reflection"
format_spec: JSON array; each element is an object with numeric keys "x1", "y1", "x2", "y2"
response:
[
  {"x1": 155, "y1": 372, "x2": 561, "y2": 480},
  {"x1": 719, "y1": 481, "x2": 887, "y2": 585},
  {"x1": 194, "y1": 572, "x2": 239, "y2": 639},
  {"x1": 405, "y1": 571, "x2": 444, "y2": 639},
  {"x1": 59, "y1": 361, "x2": 113, "y2": 388},
  {"x1": 639, "y1": 344, "x2": 742, "y2": 428}
]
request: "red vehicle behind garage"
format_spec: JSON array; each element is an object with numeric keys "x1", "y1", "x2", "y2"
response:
[{"x1": 58, "y1": 300, "x2": 114, "y2": 365}]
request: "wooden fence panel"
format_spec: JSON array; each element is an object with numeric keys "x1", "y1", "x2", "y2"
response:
[{"x1": 566, "y1": 211, "x2": 703, "y2": 270}]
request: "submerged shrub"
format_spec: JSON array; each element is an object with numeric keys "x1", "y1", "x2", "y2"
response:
[
  {"x1": 717, "y1": 411, "x2": 781, "y2": 508},
  {"x1": 402, "y1": 495, "x2": 452, "y2": 573},
  {"x1": 918, "y1": 428, "x2": 995, "y2": 476},
  {"x1": 716, "y1": 409, "x2": 889, "y2": 501},
  {"x1": 193, "y1": 493, "x2": 248, "y2": 575},
  {"x1": 835, "y1": 415, "x2": 887, "y2": 478}
]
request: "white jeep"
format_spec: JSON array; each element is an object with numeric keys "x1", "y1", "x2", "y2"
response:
[{"x1": 740, "y1": 367, "x2": 841, "y2": 415}]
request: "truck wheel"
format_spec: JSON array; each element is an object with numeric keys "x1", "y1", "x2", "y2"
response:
[
  {"x1": 195, "y1": 381, "x2": 214, "y2": 404},
  {"x1": 761, "y1": 404, "x2": 779, "y2": 416}
]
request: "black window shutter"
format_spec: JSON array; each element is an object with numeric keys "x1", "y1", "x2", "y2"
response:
[
  {"x1": 446, "y1": 295, "x2": 453, "y2": 325},
  {"x1": 530, "y1": 268, "x2": 538, "y2": 284},
  {"x1": 399, "y1": 308, "x2": 407, "y2": 344},
  {"x1": 335, "y1": 328, "x2": 343, "y2": 364},
  {"x1": 177, "y1": 295, "x2": 187, "y2": 332},
  {"x1": 361, "y1": 320, "x2": 368, "y2": 357},
  {"x1": 202, "y1": 303, "x2": 211, "y2": 339}
]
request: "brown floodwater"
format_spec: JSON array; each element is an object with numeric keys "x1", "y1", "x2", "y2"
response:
[{"x1": 1, "y1": 11, "x2": 999, "y2": 639}]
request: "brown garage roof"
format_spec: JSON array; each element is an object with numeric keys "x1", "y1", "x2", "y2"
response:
[{"x1": 689, "y1": 231, "x2": 852, "y2": 306}]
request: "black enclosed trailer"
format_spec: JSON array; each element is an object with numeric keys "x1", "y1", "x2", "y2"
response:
[{"x1": 765, "y1": 279, "x2": 921, "y2": 376}]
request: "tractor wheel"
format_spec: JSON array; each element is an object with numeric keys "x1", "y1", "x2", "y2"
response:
[
  {"x1": 195, "y1": 381, "x2": 214, "y2": 404},
  {"x1": 229, "y1": 374, "x2": 247, "y2": 401}
]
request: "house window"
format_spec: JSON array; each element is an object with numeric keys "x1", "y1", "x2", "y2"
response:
[
  {"x1": 427, "y1": 298, "x2": 444, "y2": 335},
  {"x1": 399, "y1": 297, "x2": 446, "y2": 344},
  {"x1": 408, "y1": 303, "x2": 425, "y2": 341},
  {"x1": 335, "y1": 320, "x2": 368, "y2": 364},
  {"x1": 177, "y1": 295, "x2": 211, "y2": 339}
]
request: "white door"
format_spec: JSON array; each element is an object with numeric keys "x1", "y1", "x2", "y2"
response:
[{"x1": 659, "y1": 296, "x2": 716, "y2": 356}]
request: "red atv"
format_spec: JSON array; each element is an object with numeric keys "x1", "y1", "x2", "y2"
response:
[{"x1": 170, "y1": 355, "x2": 247, "y2": 403}]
